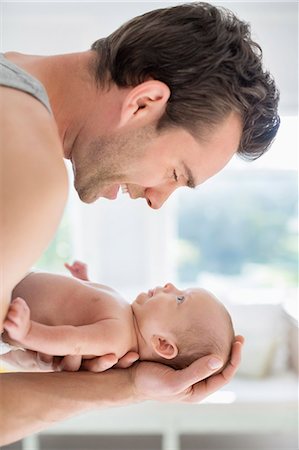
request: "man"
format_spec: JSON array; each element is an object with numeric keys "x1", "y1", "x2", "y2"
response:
[{"x1": 1, "y1": 2, "x2": 279, "y2": 444}]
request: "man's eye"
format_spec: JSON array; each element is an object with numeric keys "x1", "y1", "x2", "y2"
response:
[
  {"x1": 173, "y1": 170, "x2": 178, "y2": 182},
  {"x1": 176, "y1": 295, "x2": 185, "y2": 303}
]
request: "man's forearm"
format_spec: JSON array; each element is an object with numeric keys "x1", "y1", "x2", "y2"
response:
[{"x1": 0, "y1": 369, "x2": 138, "y2": 445}]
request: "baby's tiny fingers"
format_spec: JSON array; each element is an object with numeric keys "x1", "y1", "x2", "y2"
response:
[
  {"x1": 11, "y1": 297, "x2": 28, "y2": 309},
  {"x1": 3, "y1": 318, "x2": 18, "y2": 333},
  {"x1": 6, "y1": 312, "x2": 22, "y2": 329},
  {"x1": 6, "y1": 306, "x2": 21, "y2": 321},
  {"x1": 8, "y1": 298, "x2": 30, "y2": 322}
]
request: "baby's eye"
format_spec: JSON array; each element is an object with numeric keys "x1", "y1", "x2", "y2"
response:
[
  {"x1": 173, "y1": 170, "x2": 178, "y2": 182},
  {"x1": 176, "y1": 295, "x2": 185, "y2": 304}
]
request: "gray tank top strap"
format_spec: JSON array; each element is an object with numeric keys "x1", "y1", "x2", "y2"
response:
[{"x1": 0, "y1": 53, "x2": 52, "y2": 113}]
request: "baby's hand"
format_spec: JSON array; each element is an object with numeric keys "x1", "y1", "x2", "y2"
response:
[
  {"x1": 3, "y1": 297, "x2": 31, "y2": 342},
  {"x1": 64, "y1": 260, "x2": 89, "y2": 281}
]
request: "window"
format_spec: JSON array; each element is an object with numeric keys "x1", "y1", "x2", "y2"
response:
[
  {"x1": 175, "y1": 116, "x2": 297, "y2": 306},
  {"x1": 176, "y1": 168, "x2": 297, "y2": 287}
]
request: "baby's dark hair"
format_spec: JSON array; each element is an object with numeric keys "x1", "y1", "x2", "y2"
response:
[{"x1": 162, "y1": 308, "x2": 234, "y2": 371}]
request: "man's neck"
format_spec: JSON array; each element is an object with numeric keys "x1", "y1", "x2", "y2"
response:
[{"x1": 4, "y1": 50, "x2": 97, "y2": 159}]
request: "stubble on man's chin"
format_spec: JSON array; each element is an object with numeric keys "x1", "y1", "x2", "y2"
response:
[
  {"x1": 74, "y1": 179, "x2": 94, "y2": 203},
  {"x1": 74, "y1": 170, "x2": 107, "y2": 203},
  {"x1": 72, "y1": 138, "x2": 114, "y2": 203},
  {"x1": 72, "y1": 124, "x2": 157, "y2": 203},
  {"x1": 76, "y1": 187, "x2": 96, "y2": 203},
  {"x1": 74, "y1": 166, "x2": 122, "y2": 204}
]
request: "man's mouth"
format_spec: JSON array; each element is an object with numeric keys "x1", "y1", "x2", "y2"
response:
[
  {"x1": 121, "y1": 184, "x2": 129, "y2": 194},
  {"x1": 91, "y1": 184, "x2": 130, "y2": 202},
  {"x1": 100, "y1": 184, "x2": 120, "y2": 200}
]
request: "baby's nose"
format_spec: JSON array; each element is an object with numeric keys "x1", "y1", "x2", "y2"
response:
[{"x1": 164, "y1": 283, "x2": 176, "y2": 291}]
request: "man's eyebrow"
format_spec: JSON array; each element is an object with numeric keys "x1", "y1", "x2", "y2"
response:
[{"x1": 183, "y1": 163, "x2": 196, "y2": 189}]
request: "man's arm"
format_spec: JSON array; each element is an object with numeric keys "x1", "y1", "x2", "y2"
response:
[
  {"x1": 0, "y1": 369, "x2": 135, "y2": 444},
  {"x1": 1, "y1": 86, "x2": 68, "y2": 325},
  {"x1": 0, "y1": 336, "x2": 244, "y2": 445}
]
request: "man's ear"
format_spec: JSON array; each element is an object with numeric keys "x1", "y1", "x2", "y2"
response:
[
  {"x1": 119, "y1": 80, "x2": 170, "y2": 127},
  {"x1": 150, "y1": 334, "x2": 178, "y2": 360}
]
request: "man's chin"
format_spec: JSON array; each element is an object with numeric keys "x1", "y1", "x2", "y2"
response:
[
  {"x1": 77, "y1": 192, "x2": 97, "y2": 204},
  {"x1": 75, "y1": 183, "x2": 121, "y2": 203},
  {"x1": 75, "y1": 185, "x2": 99, "y2": 204}
]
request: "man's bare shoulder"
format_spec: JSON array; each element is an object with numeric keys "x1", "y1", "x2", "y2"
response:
[
  {"x1": 1, "y1": 85, "x2": 64, "y2": 161},
  {"x1": 1, "y1": 86, "x2": 69, "y2": 312},
  {"x1": 1, "y1": 84, "x2": 68, "y2": 202}
]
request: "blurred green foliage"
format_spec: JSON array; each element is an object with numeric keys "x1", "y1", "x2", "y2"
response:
[
  {"x1": 35, "y1": 209, "x2": 71, "y2": 273},
  {"x1": 177, "y1": 170, "x2": 298, "y2": 286}
]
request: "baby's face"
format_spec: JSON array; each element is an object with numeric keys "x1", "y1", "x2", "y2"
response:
[{"x1": 132, "y1": 283, "x2": 227, "y2": 340}]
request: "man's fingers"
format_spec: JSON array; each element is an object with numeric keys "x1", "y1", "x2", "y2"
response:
[
  {"x1": 82, "y1": 354, "x2": 118, "y2": 372},
  {"x1": 222, "y1": 336, "x2": 244, "y2": 382},
  {"x1": 232, "y1": 335, "x2": 245, "y2": 359},
  {"x1": 115, "y1": 352, "x2": 139, "y2": 369},
  {"x1": 169, "y1": 355, "x2": 223, "y2": 393},
  {"x1": 199, "y1": 337, "x2": 244, "y2": 396},
  {"x1": 235, "y1": 334, "x2": 245, "y2": 345},
  {"x1": 37, "y1": 352, "x2": 54, "y2": 364}
]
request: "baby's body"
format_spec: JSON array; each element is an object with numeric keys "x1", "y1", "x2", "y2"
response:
[
  {"x1": 6, "y1": 272, "x2": 138, "y2": 371},
  {"x1": 4, "y1": 264, "x2": 234, "y2": 372}
]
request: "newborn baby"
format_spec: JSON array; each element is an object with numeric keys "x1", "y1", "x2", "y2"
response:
[{"x1": 3, "y1": 262, "x2": 235, "y2": 372}]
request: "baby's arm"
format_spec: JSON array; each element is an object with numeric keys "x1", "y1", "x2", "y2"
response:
[{"x1": 4, "y1": 297, "x2": 121, "y2": 357}]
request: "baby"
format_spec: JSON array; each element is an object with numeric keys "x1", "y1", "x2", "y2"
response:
[{"x1": 3, "y1": 261, "x2": 235, "y2": 372}]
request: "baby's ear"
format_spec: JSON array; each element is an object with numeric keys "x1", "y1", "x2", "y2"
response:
[{"x1": 150, "y1": 335, "x2": 178, "y2": 359}]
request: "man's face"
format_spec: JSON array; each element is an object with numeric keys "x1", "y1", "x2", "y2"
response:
[{"x1": 71, "y1": 111, "x2": 242, "y2": 208}]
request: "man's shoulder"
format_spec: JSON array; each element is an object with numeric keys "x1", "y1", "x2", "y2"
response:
[
  {"x1": 1, "y1": 86, "x2": 68, "y2": 304},
  {"x1": 1, "y1": 84, "x2": 68, "y2": 208},
  {"x1": 1, "y1": 85, "x2": 66, "y2": 177},
  {"x1": 1, "y1": 83, "x2": 51, "y2": 115}
]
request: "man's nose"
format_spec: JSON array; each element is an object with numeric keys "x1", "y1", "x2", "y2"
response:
[{"x1": 145, "y1": 186, "x2": 176, "y2": 209}]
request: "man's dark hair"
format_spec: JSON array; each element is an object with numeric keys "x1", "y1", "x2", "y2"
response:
[{"x1": 91, "y1": 2, "x2": 280, "y2": 160}]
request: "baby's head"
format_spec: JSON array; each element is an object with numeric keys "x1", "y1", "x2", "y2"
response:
[{"x1": 132, "y1": 283, "x2": 234, "y2": 370}]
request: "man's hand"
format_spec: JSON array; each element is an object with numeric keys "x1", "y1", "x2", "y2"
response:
[
  {"x1": 64, "y1": 261, "x2": 89, "y2": 281},
  {"x1": 131, "y1": 335, "x2": 244, "y2": 403},
  {"x1": 81, "y1": 352, "x2": 140, "y2": 372},
  {"x1": 3, "y1": 297, "x2": 31, "y2": 342}
]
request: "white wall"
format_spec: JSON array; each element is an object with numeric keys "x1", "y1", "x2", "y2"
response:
[{"x1": 2, "y1": 1, "x2": 297, "y2": 115}]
